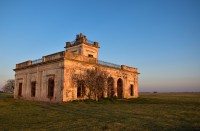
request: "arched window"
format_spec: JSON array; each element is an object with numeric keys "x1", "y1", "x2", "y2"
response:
[
  {"x1": 48, "y1": 78, "x2": 54, "y2": 98},
  {"x1": 117, "y1": 78, "x2": 123, "y2": 98},
  {"x1": 77, "y1": 80, "x2": 85, "y2": 98}
]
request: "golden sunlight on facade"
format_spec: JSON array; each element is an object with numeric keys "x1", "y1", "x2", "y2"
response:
[{"x1": 14, "y1": 33, "x2": 139, "y2": 102}]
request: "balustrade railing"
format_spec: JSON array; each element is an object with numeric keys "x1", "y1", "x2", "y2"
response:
[
  {"x1": 69, "y1": 39, "x2": 94, "y2": 45},
  {"x1": 18, "y1": 54, "x2": 122, "y2": 70},
  {"x1": 98, "y1": 60, "x2": 121, "y2": 69},
  {"x1": 70, "y1": 40, "x2": 76, "y2": 44},
  {"x1": 86, "y1": 40, "x2": 94, "y2": 44},
  {"x1": 32, "y1": 58, "x2": 42, "y2": 65}
]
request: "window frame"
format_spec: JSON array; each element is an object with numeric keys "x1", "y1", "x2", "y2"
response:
[
  {"x1": 130, "y1": 84, "x2": 134, "y2": 96},
  {"x1": 31, "y1": 81, "x2": 36, "y2": 97},
  {"x1": 48, "y1": 78, "x2": 54, "y2": 98}
]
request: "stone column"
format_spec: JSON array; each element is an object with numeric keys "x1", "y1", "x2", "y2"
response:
[
  {"x1": 114, "y1": 78, "x2": 118, "y2": 97},
  {"x1": 134, "y1": 76, "x2": 139, "y2": 97},
  {"x1": 23, "y1": 74, "x2": 27, "y2": 97},
  {"x1": 104, "y1": 80, "x2": 108, "y2": 98},
  {"x1": 123, "y1": 77, "x2": 127, "y2": 98},
  {"x1": 26, "y1": 73, "x2": 31, "y2": 98},
  {"x1": 14, "y1": 76, "x2": 18, "y2": 99}
]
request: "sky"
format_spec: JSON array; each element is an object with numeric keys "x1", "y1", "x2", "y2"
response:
[{"x1": 0, "y1": 0, "x2": 200, "y2": 92}]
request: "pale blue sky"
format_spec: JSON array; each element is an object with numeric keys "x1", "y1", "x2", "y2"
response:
[{"x1": 0, "y1": 0, "x2": 200, "y2": 92}]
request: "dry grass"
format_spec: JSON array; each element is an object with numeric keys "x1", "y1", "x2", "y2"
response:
[{"x1": 0, "y1": 93, "x2": 200, "y2": 131}]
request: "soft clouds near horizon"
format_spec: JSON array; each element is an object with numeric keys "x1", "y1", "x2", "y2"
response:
[{"x1": 0, "y1": 0, "x2": 200, "y2": 92}]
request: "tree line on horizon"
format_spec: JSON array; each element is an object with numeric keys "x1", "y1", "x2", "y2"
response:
[{"x1": 1, "y1": 79, "x2": 14, "y2": 93}]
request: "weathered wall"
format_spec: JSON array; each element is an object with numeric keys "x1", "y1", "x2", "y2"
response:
[
  {"x1": 14, "y1": 33, "x2": 139, "y2": 103},
  {"x1": 65, "y1": 44, "x2": 98, "y2": 59},
  {"x1": 62, "y1": 54, "x2": 139, "y2": 102},
  {"x1": 102, "y1": 66, "x2": 139, "y2": 98},
  {"x1": 82, "y1": 44, "x2": 98, "y2": 59},
  {"x1": 14, "y1": 61, "x2": 64, "y2": 102},
  {"x1": 65, "y1": 45, "x2": 82, "y2": 54}
]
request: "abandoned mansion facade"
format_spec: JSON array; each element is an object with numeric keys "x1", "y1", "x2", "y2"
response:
[{"x1": 14, "y1": 33, "x2": 139, "y2": 102}]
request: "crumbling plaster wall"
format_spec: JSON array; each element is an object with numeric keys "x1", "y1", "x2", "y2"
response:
[
  {"x1": 63, "y1": 58, "x2": 138, "y2": 102},
  {"x1": 14, "y1": 61, "x2": 64, "y2": 102}
]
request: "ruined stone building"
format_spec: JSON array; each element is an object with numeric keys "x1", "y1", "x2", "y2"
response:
[{"x1": 14, "y1": 33, "x2": 139, "y2": 102}]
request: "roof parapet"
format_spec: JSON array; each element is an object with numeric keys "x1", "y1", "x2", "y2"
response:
[
  {"x1": 121, "y1": 65, "x2": 138, "y2": 73},
  {"x1": 65, "y1": 33, "x2": 99, "y2": 48}
]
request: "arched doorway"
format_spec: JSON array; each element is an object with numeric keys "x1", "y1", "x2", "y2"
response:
[
  {"x1": 117, "y1": 78, "x2": 123, "y2": 98},
  {"x1": 107, "y1": 77, "x2": 114, "y2": 98}
]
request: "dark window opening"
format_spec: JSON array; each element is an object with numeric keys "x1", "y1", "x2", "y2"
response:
[
  {"x1": 48, "y1": 78, "x2": 54, "y2": 98},
  {"x1": 18, "y1": 83, "x2": 22, "y2": 97},
  {"x1": 130, "y1": 84, "x2": 134, "y2": 96},
  {"x1": 88, "y1": 54, "x2": 93, "y2": 58},
  {"x1": 117, "y1": 78, "x2": 123, "y2": 99},
  {"x1": 77, "y1": 80, "x2": 85, "y2": 98},
  {"x1": 31, "y1": 81, "x2": 36, "y2": 97}
]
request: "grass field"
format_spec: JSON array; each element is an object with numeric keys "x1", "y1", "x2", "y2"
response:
[{"x1": 0, "y1": 93, "x2": 199, "y2": 131}]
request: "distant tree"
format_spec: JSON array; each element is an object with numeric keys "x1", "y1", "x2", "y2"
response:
[
  {"x1": 71, "y1": 67, "x2": 109, "y2": 101},
  {"x1": 2, "y1": 79, "x2": 15, "y2": 93}
]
